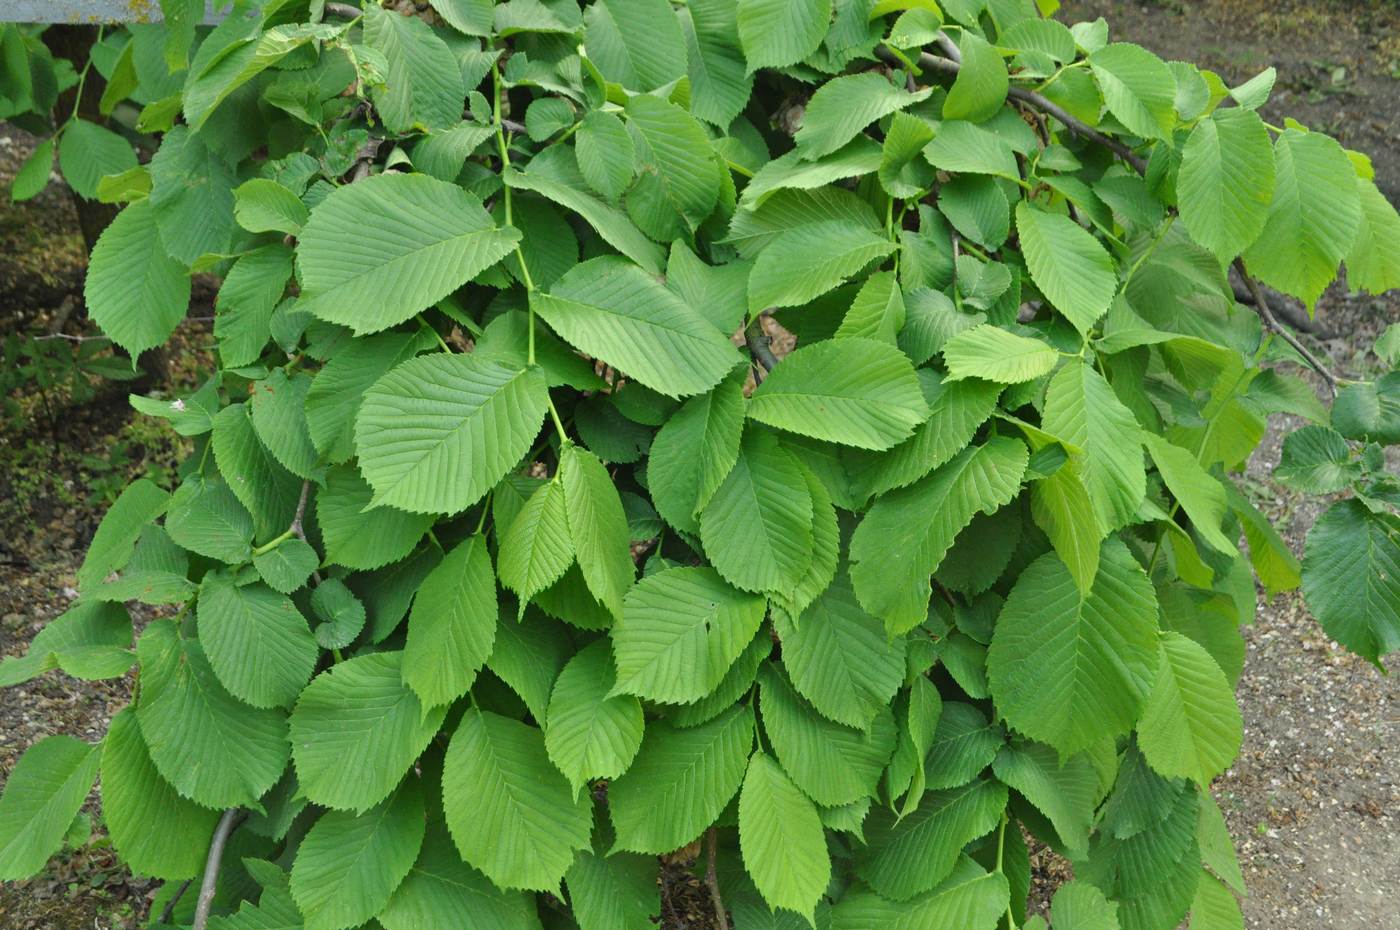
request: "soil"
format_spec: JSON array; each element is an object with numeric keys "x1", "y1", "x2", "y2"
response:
[{"x1": 2, "y1": 4, "x2": 1399, "y2": 927}]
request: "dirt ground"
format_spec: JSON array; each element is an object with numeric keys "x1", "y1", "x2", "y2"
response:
[{"x1": 2, "y1": 3, "x2": 1399, "y2": 927}]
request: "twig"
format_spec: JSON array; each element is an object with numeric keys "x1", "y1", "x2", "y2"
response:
[
  {"x1": 704, "y1": 827, "x2": 731, "y2": 930},
  {"x1": 30, "y1": 332, "x2": 108, "y2": 343},
  {"x1": 156, "y1": 879, "x2": 192, "y2": 925},
  {"x1": 322, "y1": 1, "x2": 360, "y2": 18},
  {"x1": 192, "y1": 809, "x2": 247, "y2": 930},
  {"x1": 1006, "y1": 85, "x2": 1148, "y2": 175},
  {"x1": 289, "y1": 480, "x2": 312, "y2": 541},
  {"x1": 934, "y1": 32, "x2": 962, "y2": 63},
  {"x1": 1234, "y1": 259, "x2": 1339, "y2": 397}
]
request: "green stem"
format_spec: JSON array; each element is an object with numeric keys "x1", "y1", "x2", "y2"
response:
[
  {"x1": 996, "y1": 814, "x2": 1018, "y2": 930},
  {"x1": 58, "y1": 25, "x2": 103, "y2": 134},
  {"x1": 546, "y1": 394, "x2": 568, "y2": 440},
  {"x1": 493, "y1": 57, "x2": 538, "y2": 364},
  {"x1": 418, "y1": 314, "x2": 451, "y2": 353},
  {"x1": 475, "y1": 492, "x2": 493, "y2": 535},
  {"x1": 251, "y1": 528, "x2": 294, "y2": 557}
]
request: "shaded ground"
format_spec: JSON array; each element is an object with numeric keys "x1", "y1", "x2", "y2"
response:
[{"x1": 2, "y1": 4, "x2": 1399, "y2": 926}]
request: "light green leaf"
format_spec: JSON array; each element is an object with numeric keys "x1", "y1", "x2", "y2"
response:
[
  {"x1": 833, "y1": 856, "x2": 1009, "y2": 930},
  {"x1": 795, "y1": 73, "x2": 932, "y2": 161},
  {"x1": 942, "y1": 324, "x2": 1059, "y2": 383},
  {"x1": 364, "y1": 4, "x2": 464, "y2": 132},
  {"x1": 736, "y1": 0, "x2": 832, "y2": 71},
  {"x1": 545, "y1": 641, "x2": 645, "y2": 798},
  {"x1": 880, "y1": 111, "x2": 936, "y2": 198},
  {"x1": 944, "y1": 32, "x2": 1008, "y2": 123},
  {"x1": 700, "y1": 428, "x2": 815, "y2": 594},
  {"x1": 608, "y1": 705, "x2": 754, "y2": 854},
  {"x1": 776, "y1": 571, "x2": 906, "y2": 730},
  {"x1": 986, "y1": 540, "x2": 1159, "y2": 755},
  {"x1": 10, "y1": 137, "x2": 54, "y2": 203},
  {"x1": 566, "y1": 843, "x2": 660, "y2": 930},
  {"x1": 100, "y1": 708, "x2": 219, "y2": 880},
  {"x1": 1177, "y1": 108, "x2": 1275, "y2": 261},
  {"x1": 850, "y1": 438, "x2": 1027, "y2": 634},
  {"x1": 78, "y1": 478, "x2": 170, "y2": 592},
  {"x1": 380, "y1": 821, "x2": 543, "y2": 930},
  {"x1": 211, "y1": 403, "x2": 301, "y2": 541},
  {"x1": 1302, "y1": 499, "x2": 1400, "y2": 663},
  {"x1": 442, "y1": 707, "x2": 592, "y2": 891},
  {"x1": 855, "y1": 779, "x2": 1008, "y2": 901},
  {"x1": 1189, "y1": 872, "x2": 1243, "y2": 930},
  {"x1": 355, "y1": 353, "x2": 548, "y2": 514},
  {"x1": 289, "y1": 652, "x2": 446, "y2": 812},
  {"x1": 747, "y1": 221, "x2": 896, "y2": 313},
  {"x1": 1241, "y1": 129, "x2": 1361, "y2": 308},
  {"x1": 0, "y1": 600, "x2": 132, "y2": 688},
  {"x1": 748, "y1": 338, "x2": 928, "y2": 451},
  {"x1": 487, "y1": 609, "x2": 573, "y2": 722},
  {"x1": 0, "y1": 735, "x2": 100, "y2": 880},
  {"x1": 59, "y1": 119, "x2": 136, "y2": 200},
  {"x1": 647, "y1": 365, "x2": 746, "y2": 534},
  {"x1": 625, "y1": 93, "x2": 722, "y2": 230},
  {"x1": 1051, "y1": 881, "x2": 1121, "y2": 930},
  {"x1": 135, "y1": 620, "x2": 290, "y2": 809},
  {"x1": 403, "y1": 535, "x2": 497, "y2": 708},
  {"x1": 533, "y1": 256, "x2": 741, "y2": 398},
  {"x1": 305, "y1": 330, "x2": 433, "y2": 465},
  {"x1": 1143, "y1": 433, "x2": 1235, "y2": 556},
  {"x1": 1137, "y1": 633, "x2": 1242, "y2": 784},
  {"x1": 434, "y1": 0, "x2": 495, "y2": 36},
  {"x1": 1015, "y1": 202, "x2": 1117, "y2": 334},
  {"x1": 297, "y1": 173, "x2": 520, "y2": 335},
  {"x1": 290, "y1": 783, "x2": 425, "y2": 930},
  {"x1": 560, "y1": 444, "x2": 633, "y2": 620},
  {"x1": 197, "y1": 574, "x2": 316, "y2": 710},
  {"x1": 499, "y1": 479, "x2": 574, "y2": 612},
  {"x1": 585, "y1": 0, "x2": 687, "y2": 91},
  {"x1": 164, "y1": 476, "x2": 252, "y2": 564},
  {"x1": 740, "y1": 752, "x2": 831, "y2": 923},
  {"x1": 233, "y1": 178, "x2": 308, "y2": 235},
  {"x1": 922, "y1": 701, "x2": 1004, "y2": 792},
  {"x1": 611, "y1": 565, "x2": 766, "y2": 703},
  {"x1": 1089, "y1": 43, "x2": 1176, "y2": 140},
  {"x1": 83, "y1": 199, "x2": 190, "y2": 358},
  {"x1": 728, "y1": 186, "x2": 880, "y2": 258},
  {"x1": 1043, "y1": 360, "x2": 1145, "y2": 530},
  {"x1": 680, "y1": 0, "x2": 754, "y2": 128},
  {"x1": 923, "y1": 119, "x2": 1020, "y2": 180},
  {"x1": 215, "y1": 244, "x2": 294, "y2": 369},
  {"x1": 740, "y1": 136, "x2": 883, "y2": 208},
  {"x1": 1345, "y1": 177, "x2": 1400, "y2": 296}
]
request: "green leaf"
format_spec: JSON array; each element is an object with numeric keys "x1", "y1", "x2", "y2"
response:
[
  {"x1": 944, "y1": 32, "x2": 1008, "y2": 123},
  {"x1": 0, "y1": 600, "x2": 132, "y2": 688},
  {"x1": 1302, "y1": 499, "x2": 1400, "y2": 663},
  {"x1": 942, "y1": 325, "x2": 1059, "y2": 384},
  {"x1": 850, "y1": 438, "x2": 1027, "y2": 634},
  {"x1": 736, "y1": 0, "x2": 832, "y2": 71},
  {"x1": 216, "y1": 244, "x2": 294, "y2": 369},
  {"x1": 833, "y1": 856, "x2": 1009, "y2": 930},
  {"x1": 855, "y1": 779, "x2": 1008, "y2": 901},
  {"x1": 296, "y1": 174, "x2": 520, "y2": 335},
  {"x1": 1136, "y1": 633, "x2": 1242, "y2": 784},
  {"x1": 992, "y1": 741, "x2": 1099, "y2": 858},
  {"x1": 533, "y1": 256, "x2": 740, "y2": 398},
  {"x1": 290, "y1": 782, "x2": 426, "y2": 930},
  {"x1": 1177, "y1": 108, "x2": 1275, "y2": 261},
  {"x1": 83, "y1": 199, "x2": 190, "y2": 358},
  {"x1": 647, "y1": 366, "x2": 746, "y2": 534},
  {"x1": 612, "y1": 565, "x2": 767, "y2": 704},
  {"x1": 433, "y1": 0, "x2": 495, "y2": 36},
  {"x1": 197, "y1": 574, "x2": 316, "y2": 710},
  {"x1": 680, "y1": 0, "x2": 754, "y2": 128},
  {"x1": 355, "y1": 353, "x2": 548, "y2": 514},
  {"x1": 289, "y1": 652, "x2": 446, "y2": 812},
  {"x1": 575, "y1": 110, "x2": 635, "y2": 202},
  {"x1": 880, "y1": 111, "x2": 936, "y2": 198},
  {"x1": 233, "y1": 178, "x2": 309, "y2": 235},
  {"x1": 1143, "y1": 433, "x2": 1236, "y2": 556},
  {"x1": 364, "y1": 4, "x2": 465, "y2": 132},
  {"x1": 10, "y1": 137, "x2": 54, "y2": 202},
  {"x1": 317, "y1": 465, "x2": 435, "y2": 571},
  {"x1": 1241, "y1": 129, "x2": 1361, "y2": 308},
  {"x1": 545, "y1": 640, "x2": 645, "y2": 798},
  {"x1": 306, "y1": 330, "x2": 433, "y2": 465},
  {"x1": 759, "y1": 665, "x2": 896, "y2": 807},
  {"x1": 728, "y1": 186, "x2": 880, "y2": 258},
  {"x1": 700, "y1": 427, "x2": 815, "y2": 594},
  {"x1": 566, "y1": 843, "x2": 660, "y2": 930},
  {"x1": 499, "y1": 479, "x2": 574, "y2": 612},
  {"x1": 923, "y1": 119, "x2": 1020, "y2": 180},
  {"x1": 741, "y1": 136, "x2": 883, "y2": 208},
  {"x1": 795, "y1": 73, "x2": 932, "y2": 161},
  {"x1": 380, "y1": 822, "x2": 542, "y2": 930},
  {"x1": 248, "y1": 369, "x2": 318, "y2": 479},
  {"x1": 740, "y1": 752, "x2": 831, "y2": 923},
  {"x1": 986, "y1": 540, "x2": 1159, "y2": 755},
  {"x1": 922, "y1": 701, "x2": 1003, "y2": 792},
  {"x1": 748, "y1": 338, "x2": 928, "y2": 451},
  {"x1": 1331, "y1": 374, "x2": 1400, "y2": 444},
  {"x1": 487, "y1": 609, "x2": 573, "y2": 722},
  {"x1": 58, "y1": 119, "x2": 136, "y2": 200},
  {"x1": 403, "y1": 534, "x2": 497, "y2": 708},
  {"x1": 560, "y1": 444, "x2": 633, "y2": 620},
  {"x1": 164, "y1": 476, "x2": 253, "y2": 564},
  {"x1": 1274, "y1": 425, "x2": 1357, "y2": 494},
  {"x1": 776, "y1": 571, "x2": 906, "y2": 730},
  {"x1": 1190, "y1": 872, "x2": 1243, "y2": 930},
  {"x1": 1088, "y1": 43, "x2": 1176, "y2": 140},
  {"x1": 1346, "y1": 177, "x2": 1400, "y2": 295},
  {"x1": 310, "y1": 578, "x2": 367, "y2": 649},
  {"x1": 78, "y1": 478, "x2": 169, "y2": 592},
  {"x1": 212, "y1": 403, "x2": 301, "y2": 542},
  {"x1": 147, "y1": 126, "x2": 236, "y2": 266},
  {"x1": 608, "y1": 705, "x2": 754, "y2": 854},
  {"x1": 442, "y1": 707, "x2": 592, "y2": 890},
  {"x1": 1042, "y1": 360, "x2": 1145, "y2": 530},
  {"x1": 1051, "y1": 881, "x2": 1121, "y2": 930},
  {"x1": 135, "y1": 620, "x2": 290, "y2": 809},
  {"x1": 1015, "y1": 202, "x2": 1117, "y2": 335},
  {"x1": 0, "y1": 735, "x2": 100, "y2": 880},
  {"x1": 747, "y1": 221, "x2": 896, "y2": 314},
  {"x1": 100, "y1": 708, "x2": 219, "y2": 880},
  {"x1": 585, "y1": 0, "x2": 687, "y2": 91}
]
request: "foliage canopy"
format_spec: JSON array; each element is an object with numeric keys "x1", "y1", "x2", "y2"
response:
[{"x1": 3, "y1": 1, "x2": 1400, "y2": 929}]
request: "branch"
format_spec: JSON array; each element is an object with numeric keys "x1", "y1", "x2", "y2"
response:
[
  {"x1": 192, "y1": 809, "x2": 247, "y2": 930},
  {"x1": 1233, "y1": 259, "x2": 1340, "y2": 398},
  {"x1": 322, "y1": 2, "x2": 361, "y2": 18},
  {"x1": 704, "y1": 827, "x2": 731, "y2": 930},
  {"x1": 157, "y1": 879, "x2": 192, "y2": 925},
  {"x1": 934, "y1": 32, "x2": 962, "y2": 64},
  {"x1": 745, "y1": 320, "x2": 779, "y2": 382}
]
